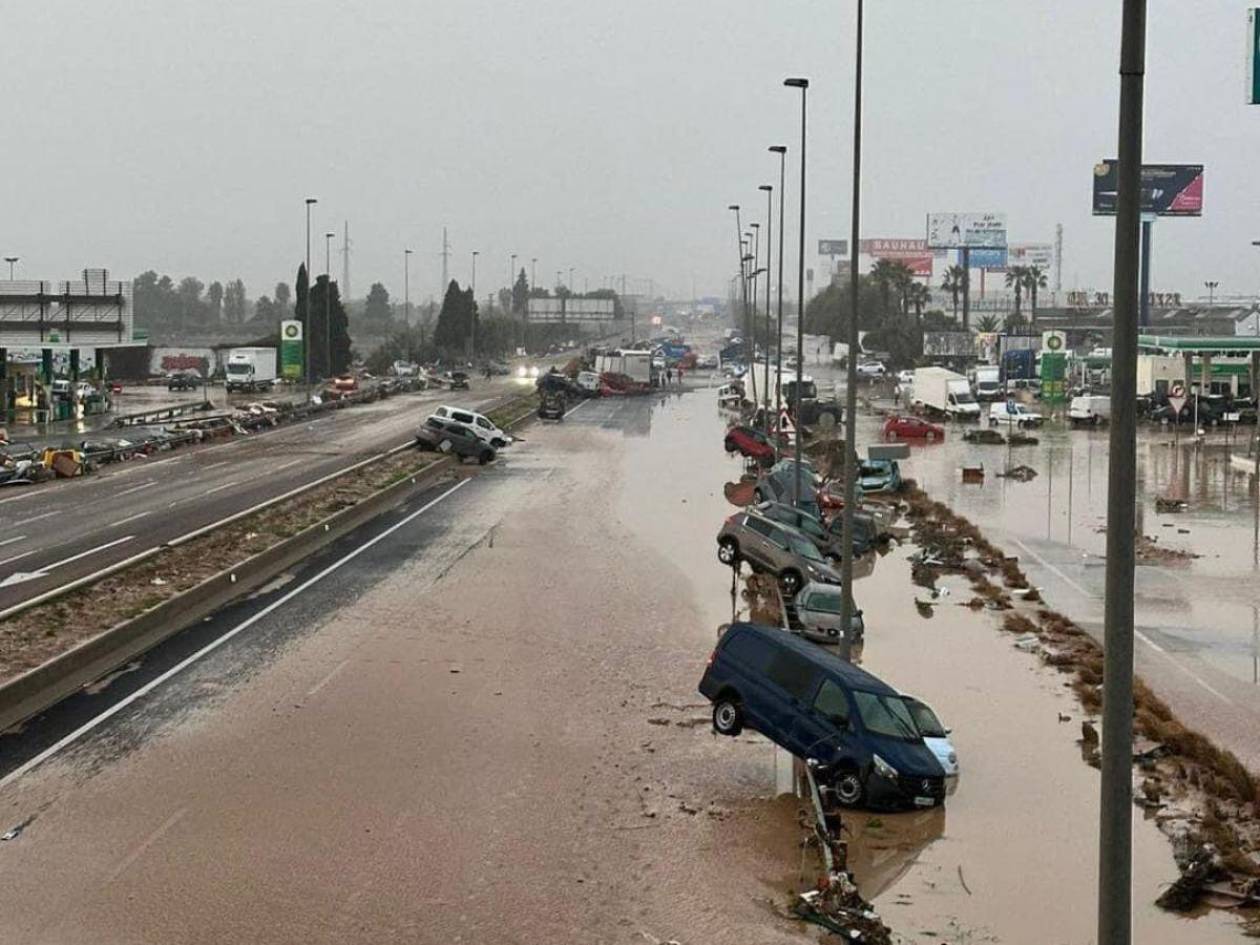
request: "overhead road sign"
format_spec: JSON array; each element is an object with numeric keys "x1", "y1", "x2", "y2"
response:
[{"x1": 1091, "y1": 161, "x2": 1203, "y2": 216}]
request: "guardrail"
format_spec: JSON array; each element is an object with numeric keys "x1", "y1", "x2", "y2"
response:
[
  {"x1": 0, "y1": 389, "x2": 543, "y2": 733},
  {"x1": 113, "y1": 400, "x2": 214, "y2": 427}
]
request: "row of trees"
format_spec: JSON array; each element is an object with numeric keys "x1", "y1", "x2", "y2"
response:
[{"x1": 134, "y1": 271, "x2": 293, "y2": 333}]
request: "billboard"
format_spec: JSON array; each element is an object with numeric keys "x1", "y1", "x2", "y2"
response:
[
  {"x1": 926, "y1": 213, "x2": 1007, "y2": 249},
  {"x1": 961, "y1": 248, "x2": 1008, "y2": 271},
  {"x1": 1091, "y1": 161, "x2": 1204, "y2": 216},
  {"x1": 923, "y1": 331, "x2": 978, "y2": 358},
  {"x1": 1009, "y1": 243, "x2": 1055, "y2": 270},
  {"x1": 818, "y1": 239, "x2": 848, "y2": 256},
  {"x1": 860, "y1": 238, "x2": 933, "y2": 277},
  {"x1": 526, "y1": 297, "x2": 617, "y2": 322},
  {"x1": 280, "y1": 320, "x2": 303, "y2": 379}
]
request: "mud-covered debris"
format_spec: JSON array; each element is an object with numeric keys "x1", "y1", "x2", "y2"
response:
[
  {"x1": 795, "y1": 872, "x2": 893, "y2": 944},
  {"x1": 1157, "y1": 844, "x2": 1225, "y2": 912},
  {"x1": 1013, "y1": 634, "x2": 1041, "y2": 652},
  {"x1": 996, "y1": 464, "x2": 1037, "y2": 481},
  {"x1": 962, "y1": 428, "x2": 1005, "y2": 445},
  {"x1": 1080, "y1": 720, "x2": 1099, "y2": 745},
  {"x1": 1007, "y1": 431, "x2": 1039, "y2": 447},
  {"x1": 1155, "y1": 497, "x2": 1188, "y2": 513}
]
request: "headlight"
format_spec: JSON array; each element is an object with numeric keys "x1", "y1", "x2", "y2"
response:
[
  {"x1": 872, "y1": 754, "x2": 898, "y2": 779},
  {"x1": 948, "y1": 752, "x2": 957, "y2": 766},
  {"x1": 529, "y1": 366, "x2": 540, "y2": 378},
  {"x1": 516, "y1": 366, "x2": 527, "y2": 378}
]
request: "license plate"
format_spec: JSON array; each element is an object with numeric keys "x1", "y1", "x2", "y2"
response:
[{"x1": 914, "y1": 796, "x2": 937, "y2": 807}]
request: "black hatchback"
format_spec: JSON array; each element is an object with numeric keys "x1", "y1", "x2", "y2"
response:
[{"x1": 699, "y1": 623, "x2": 946, "y2": 809}]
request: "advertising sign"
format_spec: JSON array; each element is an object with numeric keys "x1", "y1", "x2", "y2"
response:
[
  {"x1": 962, "y1": 248, "x2": 1008, "y2": 271},
  {"x1": 818, "y1": 239, "x2": 849, "y2": 256},
  {"x1": 1009, "y1": 243, "x2": 1055, "y2": 269},
  {"x1": 926, "y1": 213, "x2": 1007, "y2": 249},
  {"x1": 860, "y1": 239, "x2": 933, "y2": 277},
  {"x1": 280, "y1": 320, "x2": 303, "y2": 379},
  {"x1": 1249, "y1": 9, "x2": 1260, "y2": 105},
  {"x1": 1041, "y1": 330, "x2": 1067, "y2": 353},
  {"x1": 1040, "y1": 350, "x2": 1068, "y2": 404},
  {"x1": 1091, "y1": 161, "x2": 1204, "y2": 216}
]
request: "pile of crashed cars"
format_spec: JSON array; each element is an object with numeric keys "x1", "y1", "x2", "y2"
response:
[
  {"x1": 414, "y1": 404, "x2": 514, "y2": 465},
  {"x1": 707, "y1": 406, "x2": 959, "y2": 813}
]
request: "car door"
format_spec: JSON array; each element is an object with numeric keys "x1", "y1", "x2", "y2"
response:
[
  {"x1": 741, "y1": 515, "x2": 780, "y2": 570},
  {"x1": 793, "y1": 677, "x2": 856, "y2": 762}
]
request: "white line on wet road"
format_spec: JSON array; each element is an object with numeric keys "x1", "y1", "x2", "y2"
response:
[
  {"x1": 108, "y1": 511, "x2": 153, "y2": 528},
  {"x1": 12, "y1": 511, "x2": 59, "y2": 528},
  {"x1": 0, "y1": 535, "x2": 27, "y2": 549},
  {"x1": 106, "y1": 808, "x2": 188, "y2": 883},
  {"x1": 203, "y1": 480, "x2": 240, "y2": 496},
  {"x1": 115, "y1": 480, "x2": 156, "y2": 498}
]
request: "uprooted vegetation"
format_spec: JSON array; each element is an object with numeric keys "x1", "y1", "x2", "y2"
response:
[
  {"x1": 905, "y1": 482, "x2": 1260, "y2": 922},
  {"x1": 0, "y1": 451, "x2": 445, "y2": 686}
]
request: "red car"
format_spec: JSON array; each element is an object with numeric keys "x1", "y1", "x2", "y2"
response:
[
  {"x1": 883, "y1": 415, "x2": 944, "y2": 441},
  {"x1": 724, "y1": 424, "x2": 776, "y2": 462}
]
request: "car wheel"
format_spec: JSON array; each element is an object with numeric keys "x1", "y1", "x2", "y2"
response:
[
  {"x1": 833, "y1": 769, "x2": 866, "y2": 807},
  {"x1": 713, "y1": 697, "x2": 744, "y2": 736},
  {"x1": 988, "y1": 418, "x2": 997, "y2": 428},
  {"x1": 779, "y1": 569, "x2": 802, "y2": 595},
  {"x1": 491, "y1": 437, "x2": 506, "y2": 448},
  {"x1": 717, "y1": 538, "x2": 739, "y2": 566},
  {"x1": 479, "y1": 449, "x2": 494, "y2": 465}
]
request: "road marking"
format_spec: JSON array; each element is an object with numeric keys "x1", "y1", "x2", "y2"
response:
[
  {"x1": 0, "y1": 535, "x2": 26, "y2": 549},
  {"x1": 0, "y1": 492, "x2": 39, "y2": 507},
  {"x1": 1008, "y1": 536, "x2": 1094, "y2": 598},
  {"x1": 1, "y1": 536, "x2": 139, "y2": 586},
  {"x1": 12, "y1": 510, "x2": 59, "y2": 528},
  {"x1": 306, "y1": 658, "x2": 350, "y2": 697},
  {"x1": 0, "y1": 478, "x2": 471, "y2": 790},
  {"x1": 203, "y1": 480, "x2": 240, "y2": 496},
  {"x1": 114, "y1": 480, "x2": 156, "y2": 498},
  {"x1": 140, "y1": 456, "x2": 183, "y2": 469},
  {"x1": 201, "y1": 460, "x2": 231, "y2": 470},
  {"x1": 270, "y1": 459, "x2": 302, "y2": 474},
  {"x1": 0, "y1": 551, "x2": 34, "y2": 568},
  {"x1": 109, "y1": 510, "x2": 153, "y2": 528},
  {"x1": 105, "y1": 808, "x2": 188, "y2": 882}
]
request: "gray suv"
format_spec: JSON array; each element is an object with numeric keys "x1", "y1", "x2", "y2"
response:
[{"x1": 716, "y1": 509, "x2": 842, "y2": 594}]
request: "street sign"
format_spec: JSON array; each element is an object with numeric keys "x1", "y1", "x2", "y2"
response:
[
  {"x1": 1168, "y1": 395, "x2": 1186, "y2": 418},
  {"x1": 1249, "y1": 9, "x2": 1260, "y2": 104},
  {"x1": 818, "y1": 239, "x2": 848, "y2": 256},
  {"x1": 280, "y1": 320, "x2": 303, "y2": 379},
  {"x1": 1041, "y1": 330, "x2": 1067, "y2": 353}
]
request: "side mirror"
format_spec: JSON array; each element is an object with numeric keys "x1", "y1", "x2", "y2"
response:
[{"x1": 945, "y1": 727, "x2": 953, "y2": 735}]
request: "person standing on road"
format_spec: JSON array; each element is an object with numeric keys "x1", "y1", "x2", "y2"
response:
[
  {"x1": 666, "y1": 368, "x2": 673, "y2": 385},
  {"x1": 677, "y1": 365, "x2": 684, "y2": 386}
]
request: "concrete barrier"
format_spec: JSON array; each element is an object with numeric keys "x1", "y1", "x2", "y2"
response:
[{"x1": 0, "y1": 392, "x2": 542, "y2": 734}]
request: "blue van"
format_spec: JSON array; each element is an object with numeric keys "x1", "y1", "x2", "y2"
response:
[{"x1": 699, "y1": 623, "x2": 946, "y2": 809}]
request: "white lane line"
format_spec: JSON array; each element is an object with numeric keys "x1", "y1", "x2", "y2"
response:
[
  {"x1": 109, "y1": 510, "x2": 152, "y2": 528},
  {"x1": 201, "y1": 460, "x2": 231, "y2": 470},
  {"x1": 0, "y1": 477, "x2": 471, "y2": 790},
  {"x1": 270, "y1": 459, "x2": 302, "y2": 474},
  {"x1": 140, "y1": 456, "x2": 183, "y2": 469},
  {"x1": 12, "y1": 510, "x2": 59, "y2": 528},
  {"x1": 0, "y1": 491, "x2": 39, "y2": 507},
  {"x1": 1008, "y1": 539, "x2": 1233, "y2": 706},
  {"x1": 306, "y1": 658, "x2": 350, "y2": 697},
  {"x1": 114, "y1": 480, "x2": 156, "y2": 498},
  {"x1": 105, "y1": 808, "x2": 188, "y2": 883},
  {"x1": 0, "y1": 535, "x2": 27, "y2": 549},
  {"x1": 39, "y1": 535, "x2": 136, "y2": 573},
  {"x1": 202, "y1": 480, "x2": 240, "y2": 496},
  {"x1": 0, "y1": 550, "x2": 34, "y2": 568}
]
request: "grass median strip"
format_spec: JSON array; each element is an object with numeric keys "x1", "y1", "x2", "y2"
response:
[{"x1": 0, "y1": 450, "x2": 444, "y2": 688}]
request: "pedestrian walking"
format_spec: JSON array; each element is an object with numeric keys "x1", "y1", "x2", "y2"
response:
[{"x1": 666, "y1": 368, "x2": 673, "y2": 385}]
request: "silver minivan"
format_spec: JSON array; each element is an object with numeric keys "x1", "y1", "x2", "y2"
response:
[{"x1": 794, "y1": 581, "x2": 865, "y2": 644}]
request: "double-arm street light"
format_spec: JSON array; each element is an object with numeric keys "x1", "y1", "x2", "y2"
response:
[
  {"x1": 728, "y1": 205, "x2": 751, "y2": 379},
  {"x1": 1205, "y1": 280, "x2": 1218, "y2": 306},
  {"x1": 3, "y1": 257, "x2": 17, "y2": 280}
]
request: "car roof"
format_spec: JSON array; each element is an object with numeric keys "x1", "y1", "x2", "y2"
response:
[{"x1": 725, "y1": 622, "x2": 897, "y2": 694}]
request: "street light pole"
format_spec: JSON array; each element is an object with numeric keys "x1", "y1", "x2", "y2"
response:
[
  {"x1": 839, "y1": 1, "x2": 864, "y2": 642},
  {"x1": 3, "y1": 257, "x2": 17, "y2": 280},
  {"x1": 304, "y1": 197, "x2": 318, "y2": 393},
  {"x1": 750, "y1": 222, "x2": 762, "y2": 411},
  {"x1": 404, "y1": 248, "x2": 413, "y2": 327},
  {"x1": 784, "y1": 77, "x2": 809, "y2": 508},
  {"x1": 1099, "y1": 1, "x2": 1146, "y2": 943},
  {"x1": 1205, "y1": 280, "x2": 1218, "y2": 306},
  {"x1": 471, "y1": 251, "x2": 479, "y2": 361},
  {"x1": 729, "y1": 205, "x2": 751, "y2": 385},
  {"x1": 324, "y1": 232, "x2": 335, "y2": 377},
  {"x1": 760, "y1": 184, "x2": 774, "y2": 436},
  {"x1": 770, "y1": 147, "x2": 787, "y2": 428},
  {"x1": 531, "y1": 258, "x2": 537, "y2": 291}
]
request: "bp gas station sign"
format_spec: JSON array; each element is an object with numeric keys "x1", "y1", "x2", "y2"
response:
[
  {"x1": 280, "y1": 320, "x2": 303, "y2": 379},
  {"x1": 1040, "y1": 331, "x2": 1067, "y2": 404}
]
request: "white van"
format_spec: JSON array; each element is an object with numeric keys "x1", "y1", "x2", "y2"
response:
[
  {"x1": 989, "y1": 400, "x2": 1044, "y2": 428},
  {"x1": 1069, "y1": 395, "x2": 1110, "y2": 426},
  {"x1": 430, "y1": 405, "x2": 512, "y2": 448}
]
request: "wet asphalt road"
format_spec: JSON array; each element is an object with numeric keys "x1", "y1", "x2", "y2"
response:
[{"x1": 0, "y1": 378, "x2": 534, "y2": 612}]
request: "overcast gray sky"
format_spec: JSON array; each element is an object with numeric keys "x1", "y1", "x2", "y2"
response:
[{"x1": 2, "y1": 1, "x2": 1256, "y2": 305}]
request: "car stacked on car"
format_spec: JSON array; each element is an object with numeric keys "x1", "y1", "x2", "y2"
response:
[{"x1": 708, "y1": 388, "x2": 957, "y2": 811}]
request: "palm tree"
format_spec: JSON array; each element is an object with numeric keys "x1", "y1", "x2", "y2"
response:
[
  {"x1": 1022, "y1": 265, "x2": 1048, "y2": 329},
  {"x1": 1005, "y1": 265, "x2": 1028, "y2": 316},
  {"x1": 940, "y1": 265, "x2": 967, "y2": 321},
  {"x1": 869, "y1": 259, "x2": 899, "y2": 316},
  {"x1": 904, "y1": 282, "x2": 931, "y2": 328},
  {"x1": 889, "y1": 262, "x2": 915, "y2": 315},
  {"x1": 975, "y1": 314, "x2": 1001, "y2": 332}
]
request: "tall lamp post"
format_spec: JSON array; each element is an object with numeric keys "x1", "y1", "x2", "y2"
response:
[
  {"x1": 759, "y1": 184, "x2": 774, "y2": 435},
  {"x1": 770, "y1": 147, "x2": 787, "y2": 427},
  {"x1": 471, "y1": 251, "x2": 479, "y2": 361},
  {"x1": 749, "y1": 221, "x2": 762, "y2": 410},
  {"x1": 3, "y1": 257, "x2": 17, "y2": 280},
  {"x1": 1098, "y1": 1, "x2": 1146, "y2": 942},
  {"x1": 1205, "y1": 280, "x2": 1218, "y2": 306},
  {"x1": 304, "y1": 197, "x2": 318, "y2": 392},
  {"x1": 404, "y1": 249, "x2": 413, "y2": 327},
  {"x1": 728, "y1": 206, "x2": 750, "y2": 377},
  {"x1": 531, "y1": 258, "x2": 538, "y2": 291},
  {"x1": 838, "y1": 2, "x2": 865, "y2": 644},
  {"x1": 324, "y1": 232, "x2": 335, "y2": 377},
  {"x1": 784, "y1": 77, "x2": 809, "y2": 508}
]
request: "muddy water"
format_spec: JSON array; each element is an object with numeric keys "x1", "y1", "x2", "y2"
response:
[{"x1": 641, "y1": 384, "x2": 1243, "y2": 943}]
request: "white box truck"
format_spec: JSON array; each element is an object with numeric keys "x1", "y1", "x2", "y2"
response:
[
  {"x1": 225, "y1": 347, "x2": 277, "y2": 393},
  {"x1": 911, "y1": 367, "x2": 981, "y2": 421},
  {"x1": 969, "y1": 365, "x2": 1002, "y2": 402}
]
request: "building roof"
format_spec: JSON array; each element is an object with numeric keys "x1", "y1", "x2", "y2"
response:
[{"x1": 1138, "y1": 335, "x2": 1260, "y2": 354}]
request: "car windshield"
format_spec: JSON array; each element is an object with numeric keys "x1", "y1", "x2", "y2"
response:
[
  {"x1": 903, "y1": 698, "x2": 947, "y2": 738},
  {"x1": 783, "y1": 529, "x2": 824, "y2": 562},
  {"x1": 952, "y1": 389, "x2": 977, "y2": 403},
  {"x1": 852, "y1": 690, "x2": 921, "y2": 741},
  {"x1": 227, "y1": 364, "x2": 250, "y2": 374}
]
